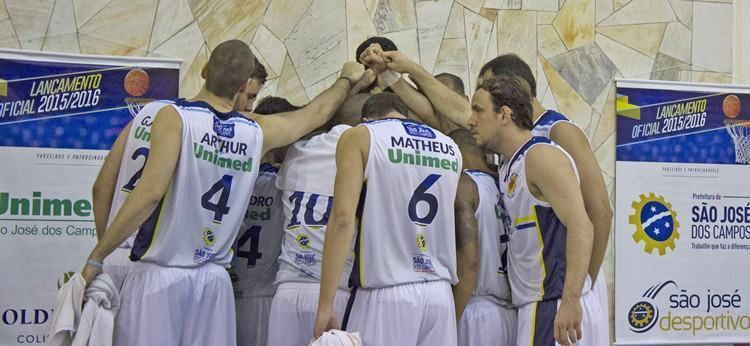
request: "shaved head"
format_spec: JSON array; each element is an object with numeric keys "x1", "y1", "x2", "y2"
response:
[
  {"x1": 205, "y1": 39, "x2": 255, "y2": 100},
  {"x1": 328, "y1": 93, "x2": 373, "y2": 128}
]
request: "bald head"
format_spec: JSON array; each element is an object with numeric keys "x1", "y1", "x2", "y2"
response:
[
  {"x1": 205, "y1": 39, "x2": 255, "y2": 100},
  {"x1": 329, "y1": 93, "x2": 373, "y2": 128},
  {"x1": 448, "y1": 128, "x2": 483, "y2": 159}
]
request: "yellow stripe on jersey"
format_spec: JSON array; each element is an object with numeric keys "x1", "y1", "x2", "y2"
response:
[
  {"x1": 530, "y1": 301, "x2": 538, "y2": 346},
  {"x1": 142, "y1": 182, "x2": 172, "y2": 257},
  {"x1": 514, "y1": 214, "x2": 535, "y2": 226}
]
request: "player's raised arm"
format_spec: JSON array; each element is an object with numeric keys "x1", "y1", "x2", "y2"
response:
[
  {"x1": 452, "y1": 173, "x2": 480, "y2": 320},
  {"x1": 382, "y1": 50, "x2": 472, "y2": 129},
  {"x1": 91, "y1": 120, "x2": 131, "y2": 240},
  {"x1": 255, "y1": 62, "x2": 365, "y2": 155},
  {"x1": 549, "y1": 123, "x2": 612, "y2": 282},
  {"x1": 314, "y1": 126, "x2": 369, "y2": 338},
  {"x1": 526, "y1": 144, "x2": 593, "y2": 346},
  {"x1": 82, "y1": 106, "x2": 182, "y2": 283}
]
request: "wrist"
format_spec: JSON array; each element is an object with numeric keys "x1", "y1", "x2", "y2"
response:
[
  {"x1": 561, "y1": 293, "x2": 581, "y2": 303},
  {"x1": 86, "y1": 258, "x2": 104, "y2": 269},
  {"x1": 378, "y1": 70, "x2": 401, "y2": 88},
  {"x1": 337, "y1": 76, "x2": 356, "y2": 89}
]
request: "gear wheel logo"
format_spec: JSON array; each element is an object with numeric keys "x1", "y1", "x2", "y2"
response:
[
  {"x1": 628, "y1": 301, "x2": 658, "y2": 333},
  {"x1": 629, "y1": 193, "x2": 680, "y2": 255}
]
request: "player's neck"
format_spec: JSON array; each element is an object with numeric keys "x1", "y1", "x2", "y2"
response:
[
  {"x1": 462, "y1": 154, "x2": 493, "y2": 174},
  {"x1": 531, "y1": 98, "x2": 546, "y2": 123},
  {"x1": 190, "y1": 87, "x2": 235, "y2": 113},
  {"x1": 498, "y1": 128, "x2": 533, "y2": 160}
]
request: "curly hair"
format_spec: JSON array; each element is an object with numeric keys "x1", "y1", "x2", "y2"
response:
[{"x1": 477, "y1": 75, "x2": 534, "y2": 130}]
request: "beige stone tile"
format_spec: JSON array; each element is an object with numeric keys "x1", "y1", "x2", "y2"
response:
[
  {"x1": 256, "y1": 79, "x2": 279, "y2": 107},
  {"x1": 189, "y1": 0, "x2": 269, "y2": 50},
  {"x1": 364, "y1": 0, "x2": 379, "y2": 19},
  {"x1": 304, "y1": 72, "x2": 338, "y2": 100},
  {"x1": 348, "y1": 0, "x2": 378, "y2": 61},
  {"x1": 596, "y1": 0, "x2": 613, "y2": 24},
  {"x1": 595, "y1": 131, "x2": 615, "y2": 177},
  {"x1": 691, "y1": 1, "x2": 732, "y2": 74},
  {"x1": 669, "y1": 0, "x2": 692, "y2": 28},
  {"x1": 150, "y1": 22, "x2": 204, "y2": 83},
  {"x1": 479, "y1": 7, "x2": 497, "y2": 21},
  {"x1": 613, "y1": 0, "x2": 631, "y2": 10},
  {"x1": 600, "y1": 0, "x2": 675, "y2": 26},
  {"x1": 277, "y1": 55, "x2": 310, "y2": 107},
  {"x1": 372, "y1": 0, "x2": 416, "y2": 34},
  {"x1": 464, "y1": 8, "x2": 493, "y2": 89},
  {"x1": 650, "y1": 53, "x2": 690, "y2": 82},
  {"x1": 595, "y1": 33, "x2": 653, "y2": 79},
  {"x1": 586, "y1": 109, "x2": 601, "y2": 139},
  {"x1": 434, "y1": 38, "x2": 470, "y2": 92},
  {"x1": 541, "y1": 56, "x2": 592, "y2": 130},
  {"x1": 483, "y1": 0, "x2": 521, "y2": 9},
  {"x1": 690, "y1": 71, "x2": 732, "y2": 84},
  {"x1": 0, "y1": 18, "x2": 20, "y2": 49},
  {"x1": 540, "y1": 85, "x2": 559, "y2": 112},
  {"x1": 264, "y1": 0, "x2": 313, "y2": 41},
  {"x1": 596, "y1": 23, "x2": 666, "y2": 59},
  {"x1": 79, "y1": 0, "x2": 158, "y2": 54},
  {"x1": 552, "y1": 0, "x2": 594, "y2": 50},
  {"x1": 659, "y1": 22, "x2": 691, "y2": 63},
  {"x1": 496, "y1": 10, "x2": 536, "y2": 77},
  {"x1": 548, "y1": 43, "x2": 617, "y2": 104},
  {"x1": 444, "y1": 1, "x2": 465, "y2": 39},
  {"x1": 179, "y1": 44, "x2": 208, "y2": 98},
  {"x1": 591, "y1": 83, "x2": 615, "y2": 149},
  {"x1": 523, "y1": 0, "x2": 557, "y2": 11},
  {"x1": 416, "y1": 0, "x2": 452, "y2": 73},
  {"x1": 73, "y1": 0, "x2": 112, "y2": 28},
  {"x1": 381, "y1": 29, "x2": 420, "y2": 63},
  {"x1": 78, "y1": 32, "x2": 148, "y2": 56},
  {"x1": 538, "y1": 24, "x2": 567, "y2": 59},
  {"x1": 592, "y1": 80, "x2": 613, "y2": 115},
  {"x1": 42, "y1": 33, "x2": 80, "y2": 54},
  {"x1": 484, "y1": 22, "x2": 498, "y2": 63},
  {"x1": 149, "y1": 0, "x2": 193, "y2": 51},
  {"x1": 537, "y1": 11, "x2": 556, "y2": 25},
  {"x1": 536, "y1": 56, "x2": 549, "y2": 98},
  {"x1": 456, "y1": 0, "x2": 485, "y2": 13},
  {"x1": 250, "y1": 44, "x2": 279, "y2": 80},
  {"x1": 285, "y1": 0, "x2": 347, "y2": 87},
  {"x1": 252, "y1": 25, "x2": 287, "y2": 77},
  {"x1": 5, "y1": 0, "x2": 54, "y2": 50},
  {"x1": 0, "y1": 1, "x2": 8, "y2": 18}
]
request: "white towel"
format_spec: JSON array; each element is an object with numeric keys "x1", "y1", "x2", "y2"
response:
[
  {"x1": 46, "y1": 273, "x2": 120, "y2": 346},
  {"x1": 276, "y1": 125, "x2": 351, "y2": 196},
  {"x1": 310, "y1": 330, "x2": 363, "y2": 346}
]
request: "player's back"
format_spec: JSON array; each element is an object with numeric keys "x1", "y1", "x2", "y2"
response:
[
  {"x1": 353, "y1": 119, "x2": 462, "y2": 288},
  {"x1": 129, "y1": 99, "x2": 263, "y2": 267},
  {"x1": 232, "y1": 163, "x2": 284, "y2": 297},
  {"x1": 463, "y1": 170, "x2": 512, "y2": 304}
]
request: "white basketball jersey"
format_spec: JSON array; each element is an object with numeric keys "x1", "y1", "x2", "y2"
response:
[
  {"x1": 108, "y1": 100, "x2": 174, "y2": 249},
  {"x1": 530, "y1": 110, "x2": 582, "y2": 139},
  {"x1": 130, "y1": 99, "x2": 263, "y2": 267},
  {"x1": 231, "y1": 163, "x2": 284, "y2": 297},
  {"x1": 275, "y1": 127, "x2": 354, "y2": 289},
  {"x1": 498, "y1": 136, "x2": 590, "y2": 306},
  {"x1": 463, "y1": 170, "x2": 512, "y2": 304},
  {"x1": 352, "y1": 119, "x2": 462, "y2": 288}
]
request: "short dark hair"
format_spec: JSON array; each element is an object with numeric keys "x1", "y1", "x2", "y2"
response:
[
  {"x1": 435, "y1": 73, "x2": 465, "y2": 95},
  {"x1": 478, "y1": 75, "x2": 534, "y2": 130},
  {"x1": 206, "y1": 40, "x2": 255, "y2": 100},
  {"x1": 251, "y1": 58, "x2": 268, "y2": 84},
  {"x1": 479, "y1": 54, "x2": 536, "y2": 97},
  {"x1": 355, "y1": 36, "x2": 398, "y2": 63},
  {"x1": 254, "y1": 96, "x2": 301, "y2": 115},
  {"x1": 448, "y1": 128, "x2": 481, "y2": 154},
  {"x1": 361, "y1": 92, "x2": 408, "y2": 120}
]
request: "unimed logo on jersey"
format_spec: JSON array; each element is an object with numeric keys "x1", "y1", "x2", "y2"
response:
[
  {"x1": 629, "y1": 193, "x2": 680, "y2": 256},
  {"x1": 402, "y1": 123, "x2": 435, "y2": 139},
  {"x1": 627, "y1": 280, "x2": 750, "y2": 336}
]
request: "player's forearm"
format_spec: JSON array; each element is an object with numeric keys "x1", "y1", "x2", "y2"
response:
[
  {"x1": 318, "y1": 217, "x2": 356, "y2": 308},
  {"x1": 306, "y1": 79, "x2": 350, "y2": 128},
  {"x1": 88, "y1": 188, "x2": 163, "y2": 261},
  {"x1": 408, "y1": 67, "x2": 472, "y2": 129},
  {"x1": 390, "y1": 79, "x2": 441, "y2": 129},
  {"x1": 92, "y1": 181, "x2": 115, "y2": 241},
  {"x1": 453, "y1": 246, "x2": 478, "y2": 320},
  {"x1": 587, "y1": 198, "x2": 612, "y2": 282},
  {"x1": 562, "y1": 219, "x2": 593, "y2": 301}
]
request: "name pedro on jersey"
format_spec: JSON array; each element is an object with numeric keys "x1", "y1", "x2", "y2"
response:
[
  {"x1": 389, "y1": 136, "x2": 458, "y2": 173},
  {"x1": 193, "y1": 133, "x2": 253, "y2": 172}
]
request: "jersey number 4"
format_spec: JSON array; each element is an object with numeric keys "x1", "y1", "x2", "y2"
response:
[
  {"x1": 201, "y1": 175, "x2": 233, "y2": 224},
  {"x1": 236, "y1": 225, "x2": 262, "y2": 266}
]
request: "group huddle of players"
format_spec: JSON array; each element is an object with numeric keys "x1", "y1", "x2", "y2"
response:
[{"x1": 80, "y1": 36, "x2": 613, "y2": 346}]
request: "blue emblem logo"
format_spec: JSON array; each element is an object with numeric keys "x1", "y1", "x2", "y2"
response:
[
  {"x1": 402, "y1": 123, "x2": 436, "y2": 139},
  {"x1": 213, "y1": 118, "x2": 235, "y2": 138}
]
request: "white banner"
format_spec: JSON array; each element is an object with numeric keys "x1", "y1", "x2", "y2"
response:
[{"x1": 615, "y1": 79, "x2": 750, "y2": 344}]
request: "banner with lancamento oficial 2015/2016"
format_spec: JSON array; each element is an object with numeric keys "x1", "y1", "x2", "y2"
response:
[
  {"x1": 0, "y1": 48, "x2": 179, "y2": 345},
  {"x1": 615, "y1": 79, "x2": 750, "y2": 344}
]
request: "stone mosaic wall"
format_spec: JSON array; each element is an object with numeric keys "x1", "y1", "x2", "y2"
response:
[{"x1": 0, "y1": 0, "x2": 738, "y2": 337}]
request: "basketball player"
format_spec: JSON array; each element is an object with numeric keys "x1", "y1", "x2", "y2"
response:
[
  {"x1": 235, "y1": 57, "x2": 268, "y2": 112},
  {"x1": 80, "y1": 40, "x2": 365, "y2": 345},
  {"x1": 267, "y1": 94, "x2": 371, "y2": 346},
  {"x1": 449, "y1": 129, "x2": 517, "y2": 346},
  {"x1": 231, "y1": 96, "x2": 300, "y2": 346},
  {"x1": 468, "y1": 75, "x2": 605, "y2": 346},
  {"x1": 382, "y1": 50, "x2": 612, "y2": 333},
  {"x1": 314, "y1": 92, "x2": 462, "y2": 345}
]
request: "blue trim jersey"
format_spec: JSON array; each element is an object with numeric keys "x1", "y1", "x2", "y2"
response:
[
  {"x1": 530, "y1": 110, "x2": 583, "y2": 139},
  {"x1": 231, "y1": 163, "x2": 284, "y2": 297},
  {"x1": 498, "y1": 137, "x2": 590, "y2": 306},
  {"x1": 351, "y1": 119, "x2": 462, "y2": 288},
  {"x1": 463, "y1": 170, "x2": 512, "y2": 305},
  {"x1": 108, "y1": 100, "x2": 174, "y2": 249},
  {"x1": 130, "y1": 99, "x2": 263, "y2": 267}
]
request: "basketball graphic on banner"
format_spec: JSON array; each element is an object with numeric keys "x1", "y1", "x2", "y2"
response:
[
  {"x1": 723, "y1": 94, "x2": 741, "y2": 119},
  {"x1": 124, "y1": 68, "x2": 150, "y2": 97}
]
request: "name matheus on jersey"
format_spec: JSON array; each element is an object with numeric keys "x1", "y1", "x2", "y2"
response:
[{"x1": 388, "y1": 136, "x2": 459, "y2": 173}]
